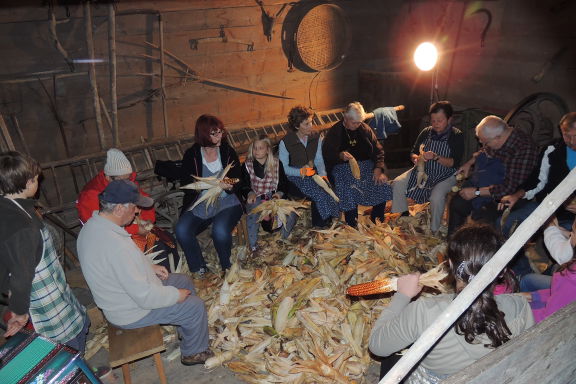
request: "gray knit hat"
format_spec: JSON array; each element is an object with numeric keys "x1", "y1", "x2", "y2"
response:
[{"x1": 104, "y1": 148, "x2": 132, "y2": 177}]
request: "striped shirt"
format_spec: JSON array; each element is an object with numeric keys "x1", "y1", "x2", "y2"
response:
[{"x1": 28, "y1": 225, "x2": 86, "y2": 343}]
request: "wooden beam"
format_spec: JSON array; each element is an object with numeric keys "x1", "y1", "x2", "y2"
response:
[
  {"x1": 108, "y1": 3, "x2": 119, "y2": 147},
  {"x1": 0, "y1": 114, "x2": 15, "y2": 151},
  {"x1": 84, "y1": 1, "x2": 106, "y2": 150},
  {"x1": 158, "y1": 14, "x2": 169, "y2": 138}
]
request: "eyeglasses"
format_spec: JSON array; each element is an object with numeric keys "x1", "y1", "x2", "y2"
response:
[{"x1": 210, "y1": 129, "x2": 223, "y2": 136}]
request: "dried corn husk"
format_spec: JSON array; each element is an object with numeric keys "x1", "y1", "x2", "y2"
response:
[
  {"x1": 180, "y1": 162, "x2": 236, "y2": 211},
  {"x1": 185, "y1": 203, "x2": 447, "y2": 383},
  {"x1": 250, "y1": 199, "x2": 307, "y2": 228},
  {"x1": 311, "y1": 174, "x2": 340, "y2": 202},
  {"x1": 349, "y1": 156, "x2": 360, "y2": 180},
  {"x1": 346, "y1": 263, "x2": 449, "y2": 296}
]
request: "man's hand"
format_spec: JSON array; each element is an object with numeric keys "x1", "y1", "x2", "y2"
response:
[
  {"x1": 397, "y1": 273, "x2": 422, "y2": 299},
  {"x1": 177, "y1": 289, "x2": 191, "y2": 303},
  {"x1": 498, "y1": 193, "x2": 520, "y2": 211},
  {"x1": 459, "y1": 187, "x2": 477, "y2": 201},
  {"x1": 4, "y1": 312, "x2": 29, "y2": 337},
  {"x1": 458, "y1": 161, "x2": 473, "y2": 178},
  {"x1": 152, "y1": 265, "x2": 169, "y2": 280},
  {"x1": 272, "y1": 192, "x2": 282, "y2": 199},
  {"x1": 339, "y1": 151, "x2": 353, "y2": 162},
  {"x1": 247, "y1": 192, "x2": 257, "y2": 204},
  {"x1": 373, "y1": 168, "x2": 388, "y2": 185},
  {"x1": 299, "y1": 167, "x2": 316, "y2": 177}
]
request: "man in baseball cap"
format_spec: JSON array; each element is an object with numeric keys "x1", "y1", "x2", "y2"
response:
[{"x1": 78, "y1": 179, "x2": 213, "y2": 366}]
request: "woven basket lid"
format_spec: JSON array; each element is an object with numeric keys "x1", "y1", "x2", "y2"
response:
[{"x1": 294, "y1": 4, "x2": 350, "y2": 71}]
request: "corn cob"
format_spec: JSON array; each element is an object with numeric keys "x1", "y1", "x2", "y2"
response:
[
  {"x1": 346, "y1": 263, "x2": 448, "y2": 296},
  {"x1": 312, "y1": 174, "x2": 340, "y2": 202},
  {"x1": 346, "y1": 277, "x2": 397, "y2": 296},
  {"x1": 349, "y1": 156, "x2": 361, "y2": 179}
]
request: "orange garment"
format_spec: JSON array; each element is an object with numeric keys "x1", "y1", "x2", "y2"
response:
[{"x1": 76, "y1": 171, "x2": 155, "y2": 242}]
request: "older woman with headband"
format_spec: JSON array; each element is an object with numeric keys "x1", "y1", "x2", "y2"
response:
[{"x1": 323, "y1": 102, "x2": 392, "y2": 227}]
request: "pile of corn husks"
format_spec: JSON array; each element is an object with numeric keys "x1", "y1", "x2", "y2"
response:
[{"x1": 191, "y1": 202, "x2": 446, "y2": 383}]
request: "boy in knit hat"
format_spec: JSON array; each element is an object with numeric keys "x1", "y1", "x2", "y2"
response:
[{"x1": 76, "y1": 148, "x2": 179, "y2": 271}]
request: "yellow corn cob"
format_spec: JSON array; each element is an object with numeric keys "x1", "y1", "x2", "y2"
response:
[
  {"x1": 349, "y1": 156, "x2": 361, "y2": 179},
  {"x1": 346, "y1": 277, "x2": 397, "y2": 296}
]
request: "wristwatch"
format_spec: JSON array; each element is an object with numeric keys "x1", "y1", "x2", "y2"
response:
[{"x1": 474, "y1": 188, "x2": 481, "y2": 196}]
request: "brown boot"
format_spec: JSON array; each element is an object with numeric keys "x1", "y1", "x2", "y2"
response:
[{"x1": 180, "y1": 349, "x2": 214, "y2": 366}]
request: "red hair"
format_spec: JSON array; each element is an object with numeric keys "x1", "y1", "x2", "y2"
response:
[{"x1": 194, "y1": 114, "x2": 228, "y2": 147}]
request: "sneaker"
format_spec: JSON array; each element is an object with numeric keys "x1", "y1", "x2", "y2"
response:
[
  {"x1": 181, "y1": 349, "x2": 214, "y2": 366},
  {"x1": 192, "y1": 267, "x2": 208, "y2": 278}
]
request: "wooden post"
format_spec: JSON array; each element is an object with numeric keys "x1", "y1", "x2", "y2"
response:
[
  {"x1": 380, "y1": 167, "x2": 576, "y2": 384},
  {"x1": 108, "y1": 3, "x2": 119, "y2": 147},
  {"x1": 0, "y1": 114, "x2": 16, "y2": 151},
  {"x1": 84, "y1": 1, "x2": 106, "y2": 150},
  {"x1": 11, "y1": 115, "x2": 30, "y2": 155},
  {"x1": 158, "y1": 13, "x2": 169, "y2": 138}
]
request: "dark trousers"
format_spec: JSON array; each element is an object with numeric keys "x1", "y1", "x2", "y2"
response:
[
  {"x1": 344, "y1": 202, "x2": 386, "y2": 227},
  {"x1": 448, "y1": 195, "x2": 499, "y2": 235},
  {"x1": 379, "y1": 353, "x2": 404, "y2": 381},
  {"x1": 175, "y1": 204, "x2": 243, "y2": 272}
]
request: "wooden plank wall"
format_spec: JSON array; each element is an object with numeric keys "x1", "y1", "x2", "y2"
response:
[
  {"x1": 0, "y1": 0, "x2": 574, "y2": 164},
  {"x1": 443, "y1": 301, "x2": 576, "y2": 384}
]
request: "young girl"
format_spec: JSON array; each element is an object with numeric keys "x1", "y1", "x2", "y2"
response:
[
  {"x1": 242, "y1": 136, "x2": 297, "y2": 253},
  {"x1": 370, "y1": 223, "x2": 534, "y2": 383}
]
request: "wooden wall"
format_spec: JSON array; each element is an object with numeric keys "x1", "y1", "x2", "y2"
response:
[{"x1": 0, "y1": 0, "x2": 574, "y2": 164}]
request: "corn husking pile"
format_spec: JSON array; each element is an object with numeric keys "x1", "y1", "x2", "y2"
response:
[
  {"x1": 83, "y1": 203, "x2": 448, "y2": 383},
  {"x1": 193, "y1": 202, "x2": 447, "y2": 383}
]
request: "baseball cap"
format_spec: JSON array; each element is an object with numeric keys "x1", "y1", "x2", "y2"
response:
[{"x1": 100, "y1": 180, "x2": 154, "y2": 207}]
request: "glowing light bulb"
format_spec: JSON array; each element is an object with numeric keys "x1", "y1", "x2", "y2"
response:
[{"x1": 414, "y1": 42, "x2": 438, "y2": 71}]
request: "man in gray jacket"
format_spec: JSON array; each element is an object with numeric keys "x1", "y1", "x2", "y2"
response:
[{"x1": 77, "y1": 180, "x2": 212, "y2": 365}]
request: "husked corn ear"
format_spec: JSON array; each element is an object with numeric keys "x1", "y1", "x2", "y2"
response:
[
  {"x1": 349, "y1": 156, "x2": 361, "y2": 179},
  {"x1": 311, "y1": 174, "x2": 340, "y2": 202},
  {"x1": 346, "y1": 278, "x2": 398, "y2": 296}
]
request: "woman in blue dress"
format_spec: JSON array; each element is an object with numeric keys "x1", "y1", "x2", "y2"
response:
[
  {"x1": 323, "y1": 102, "x2": 392, "y2": 227},
  {"x1": 279, "y1": 105, "x2": 339, "y2": 228}
]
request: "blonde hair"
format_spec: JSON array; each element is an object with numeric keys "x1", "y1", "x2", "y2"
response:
[{"x1": 247, "y1": 136, "x2": 278, "y2": 176}]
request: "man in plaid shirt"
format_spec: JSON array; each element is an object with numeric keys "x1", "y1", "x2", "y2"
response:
[
  {"x1": 0, "y1": 151, "x2": 88, "y2": 352},
  {"x1": 448, "y1": 116, "x2": 539, "y2": 235}
]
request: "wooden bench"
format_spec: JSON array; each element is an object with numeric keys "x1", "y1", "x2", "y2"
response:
[{"x1": 107, "y1": 323, "x2": 167, "y2": 384}]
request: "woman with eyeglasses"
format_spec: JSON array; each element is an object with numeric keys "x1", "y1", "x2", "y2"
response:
[{"x1": 176, "y1": 114, "x2": 243, "y2": 277}]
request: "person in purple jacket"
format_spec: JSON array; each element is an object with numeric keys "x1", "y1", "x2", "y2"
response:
[{"x1": 524, "y1": 258, "x2": 576, "y2": 323}]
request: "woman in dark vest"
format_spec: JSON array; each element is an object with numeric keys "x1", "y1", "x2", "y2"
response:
[
  {"x1": 391, "y1": 101, "x2": 464, "y2": 235},
  {"x1": 279, "y1": 105, "x2": 339, "y2": 227},
  {"x1": 323, "y1": 102, "x2": 392, "y2": 227},
  {"x1": 175, "y1": 115, "x2": 243, "y2": 276}
]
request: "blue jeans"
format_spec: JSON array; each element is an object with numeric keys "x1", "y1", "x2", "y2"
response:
[
  {"x1": 496, "y1": 200, "x2": 539, "y2": 237},
  {"x1": 175, "y1": 204, "x2": 243, "y2": 272},
  {"x1": 520, "y1": 273, "x2": 552, "y2": 292},
  {"x1": 64, "y1": 315, "x2": 90, "y2": 355},
  {"x1": 118, "y1": 274, "x2": 208, "y2": 356}
]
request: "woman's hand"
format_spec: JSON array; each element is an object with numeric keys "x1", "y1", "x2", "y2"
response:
[
  {"x1": 219, "y1": 181, "x2": 233, "y2": 190},
  {"x1": 373, "y1": 168, "x2": 388, "y2": 184},
  {"x1": 4, "y1": 312, "x2": 29, "y2": 337},
  {"x1": 299, "y1": 167, "x2": 316, "y2": 177},
  {"x1": 339, "y1": 151, "x2": 353, "y2": 161},
  {"x1": 422, "y1": 151, "x2": 436, "y2": 161},
  {"x1": 247, "y1": 192, "x2": 257, "y2": 204},
  {"x1": 397, "y1": 273, "x2": 422, "y2": 299}
]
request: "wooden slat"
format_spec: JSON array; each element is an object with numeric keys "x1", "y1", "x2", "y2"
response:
[{"x1": 108, "y1": 324, "x2": 165, "y2": 367}]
